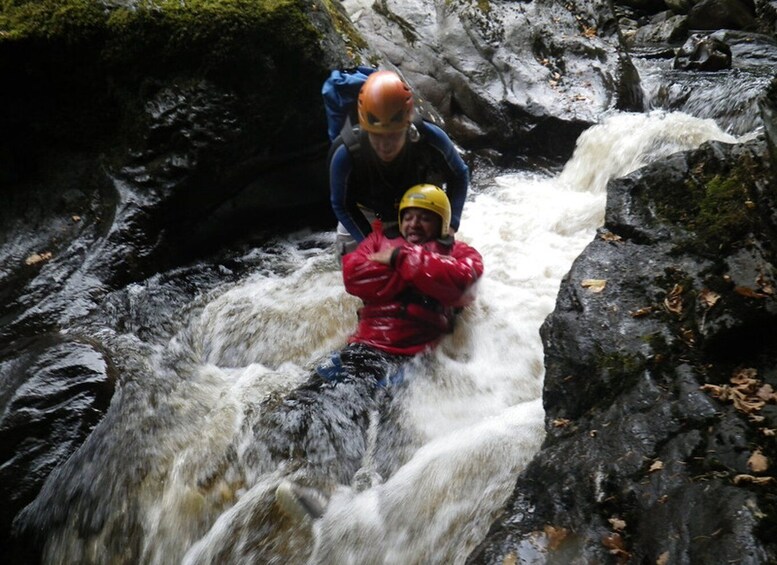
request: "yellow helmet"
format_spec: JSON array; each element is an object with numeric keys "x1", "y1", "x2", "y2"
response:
[{"x1": 398, "y1": 184, "x2": 451, "y2": 238}]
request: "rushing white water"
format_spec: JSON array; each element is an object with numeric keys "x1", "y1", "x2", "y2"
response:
[{"x1": 38, "y1": 111, "x2": 738, "y2": 565}]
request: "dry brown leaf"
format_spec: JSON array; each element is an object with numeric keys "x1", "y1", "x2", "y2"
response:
[
  {"x1": 502, "y1": 553, "x2": 517, "y2": 565},
  {"x1": 609, "y1": 517, "x2": 626, "y2": 531},
  {"x1": 762, "y1": 428, "x2": 776, "y2": 437},
  {"x1": 544, "y1": 525, "x2": 569, "y2": 550},
  {"x1": 583, "y1": 26, "x2": 597, "y2": 38},
  {"x1": 733, "y1": 474, "x2": 776, "y2": 486},
  {"x1": 552, "y1": 418, "x2": 571, "y2": 428},
  {"x1": 699, "y1": 288, "x2": 721, "y2": 308},
  {"x1": 757, "y1": 384, "x2": 777, "y2": 402},
  {"x1": 602, "y1": 532, "x2": 630, "y2": 560},
  {"x1": 701, "y1": 383, "x2": 727, "y2": 399},
  {"x1": 664, "y1": 284, "x2": 683, "y2": 314},
  {"x1": 599, "y1": 231, "x2": 622, "y2": 243},
  {"x1": 732, "y1": 395, "x2": 765, "y2": 414},
  {"x1": 602, "y1": 532, "x2": 624, "y2": 551},
  {"x1": 72, "y1": 215, "x2": 81, "y2": 222},
  {"x1": 649, "y1": 460, "x2": 664, "y2": 472},
  {"x1": 24, "y1": 251, "x2": 53, "y2": 266},
  {"x1": 756, "y1": 273, "x2": 774, "y2": 295},
  {"x1": 731, "y1": 367, "x2": 758, "y2": 387},
  {"x1": 734, "y1": 286, "x2": 768, "y2": 299},
  {"x1": 630, "y1": 306, "x2": 654, "y2": 318},
  {"x1": 748, "y1": 450, "x2": 769, "y2": 473},
  {"x1": 581, "y1": 279, "x2": 607, "y2": 293},
  {"x1": 657, "y1": 551, "x2": 670, "y2": 565}
]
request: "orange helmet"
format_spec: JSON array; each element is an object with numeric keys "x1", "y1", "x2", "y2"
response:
[{"x1": 357, "y1": 71, "x2": 413, "y2": 133}]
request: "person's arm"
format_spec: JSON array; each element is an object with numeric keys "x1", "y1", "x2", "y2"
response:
[
  {"x1": 392, "y1": 241, "x2": 483, "y2": 307},
  {"x1": 329, "y1": 144, "x2": 372, "y2": 241},
  {"x1": 421, "y1": 122, "x2": 469, "y2": 233},
  {"x1": 342, "y1": 225, "x2": 408, "y2": 300}
]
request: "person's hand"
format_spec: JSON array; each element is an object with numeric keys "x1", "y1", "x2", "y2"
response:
[{"x1": 369, "y1": 248, "x2": 394, "y2": 265}]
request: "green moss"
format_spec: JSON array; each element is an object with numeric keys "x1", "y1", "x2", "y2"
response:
[
  {"x1": 653, "y1": 161, "x2": 760, "y2": 255},
  {"x1": 695, "y1": 173, "x2": 754, "y2": 246},
  {"x1": 1, "y1": 1, "x2": 316, "y2": 56},
  {"x1": 596, "y1": 348, "x2": 645, "y2": 377},
  {"x1": 1, "y1": 0, "x2": 332, "y2": 155},
  {"x1": 319, "y1": 0, "x2": 368, "y2": 56},
  {"x1": 0, "y1": 0, "x2": 105, "y2": 41}
]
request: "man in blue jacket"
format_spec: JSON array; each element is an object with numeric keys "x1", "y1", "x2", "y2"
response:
[{"x1": 329, "y1": 70, "x2": 469, "y2": 257}]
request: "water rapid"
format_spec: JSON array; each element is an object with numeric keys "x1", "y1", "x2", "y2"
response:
[{"x1": 32, "y1": 111, "x2": 737, "y2": 564}]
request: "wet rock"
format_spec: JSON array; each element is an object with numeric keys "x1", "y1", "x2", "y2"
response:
[
  {"x1": 629, "y1": 11, "x2": 689, "y2": 46},
  {"x1": 673, "y1": 32, "x2": 733, "y2": 69},
  {"x1": 0, "y1": 338, "x2": 116, "y2": 563},
  {"x1": 343, "y1": 0, "x2": 643, "y2": 164},
  {"x1": 687, "y1": 0, "x2": 758, "y2": 31},
  {"x1": 469, "y1": 117, "x2": 777, "y2": 562},
  {"x1": 665, "y1": 0, "x2": 696, "y2": 13}
]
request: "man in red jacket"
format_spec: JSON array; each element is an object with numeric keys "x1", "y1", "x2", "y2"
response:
[
  {"x1": 273, "y1": 187, "x2": 482, "y2": 520},
  {"x1": 316, "y1": 183, "x2": 483, "y2": 387}
]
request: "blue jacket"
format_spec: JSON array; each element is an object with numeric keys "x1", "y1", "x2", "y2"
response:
[{"x1": 329, "y1": 121, "x2": 469, "y2": 242}]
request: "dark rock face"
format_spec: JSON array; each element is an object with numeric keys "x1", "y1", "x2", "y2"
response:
[
  {"x1": 469, "y1": 85, "x2": 777, "y2": 563},
  {"x1": 0, "y1": 338, "x2": 116, "y2": 564},
  {"x1": 688, "y1": 0, "x2": 758, "y2": 31}
]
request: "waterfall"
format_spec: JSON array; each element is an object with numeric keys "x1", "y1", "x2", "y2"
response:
[{"x1": 29, "y1": 111, "x2": 737, "y2": 565}]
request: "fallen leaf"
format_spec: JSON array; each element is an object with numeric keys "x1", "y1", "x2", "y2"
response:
[
  {"x1": 581, "y1": 279, "x2": 607, "y2": 293},
  {"x1": 552, "y1": 418, "x2": 571, "y2": 428},
  {"x1": 680, "y1": 327, "x2": 696, "y2": 346},
  {"x1": 756, "y1": 273, "x2": 774, "y2": 295},
  {"x1": 701, "y1": 383, "x2": 729, "y2": 400},
  {"x1": 756, "y1": 384, "x2": 776, "y2": 402},
  {"x1": 630, "y1": 306, "x2": 654, "y2": 318},
  {"x1": 649, "y1": 460, "x2": 664, "y2": 472},
  {"x1": 748, "y1": 450, "x2": 769, "y2": 473},
  {"x1": 602, "y1": 532, "x2": 624, "y2": 551},
  {"x1": 657, "y1": 551, "x2": 670, "y2": 565},
  {"x1": 502, "y1": 552, "x2": 517, "y2": 565},
  {"x1": 599, "y1": 231, "x2": 622, "y2": 243},
  {"x1": 544, "y1": 525, "x2": 569, "y2": 550},
  {"x1": 699, "y1": 288, "x2": 720, "y2": 308},
  {"x1": 731, "y1": 367, "x2": 758, "y2": 387},
  {"x1": 663, "y1": 284, "x2": 683, "y2": 315},
  {"x1": 762, "y1": 428, "x2": 776, "y2": 437},
  {"x1": 24, "y1": 251, "x2": 53, "y2": 266},
  {"x1": 609, "y1": 517, "x2": 626, "y2": 531},
  {"x1": 602, "y1": 532, "x2": 630, "y2": 561},
  {"x1": 733, "y1": 474, "x2": 776, "y2": 486},
  {"x1": 734, "y1": 286, "x2": 768, "y2": 299},
  {"x1": 583, "y1": 26, "x2": 597, "y2": 38},
  {"x1": 731, "y1": 394, "x2": 764, "y2": 414}
]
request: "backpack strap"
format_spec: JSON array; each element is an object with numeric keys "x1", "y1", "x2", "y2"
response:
[{"x1": 340, "y1": 115, "x2": 361, "y2": 154}]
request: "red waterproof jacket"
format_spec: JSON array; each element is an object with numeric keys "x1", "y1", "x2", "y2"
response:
[{"x1": 342, "y1": 221, "x2": 484, "y2": 355}]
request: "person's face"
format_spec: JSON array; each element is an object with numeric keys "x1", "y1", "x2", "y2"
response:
[
  {"x1": 400, "y1": 208, "x2": 441, "y2": 244},
  {"x1": 368, "y1": 129, "x2": 407, "y2": 162}
]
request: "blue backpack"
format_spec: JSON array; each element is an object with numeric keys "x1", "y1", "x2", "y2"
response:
[{"x1": 321, "y1": 65, "x2": 378, "y2": 142}]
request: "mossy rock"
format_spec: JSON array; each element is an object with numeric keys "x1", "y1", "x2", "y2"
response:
[{"x1": 0, "y1": 0, "x2": 361, "y2": 177}]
